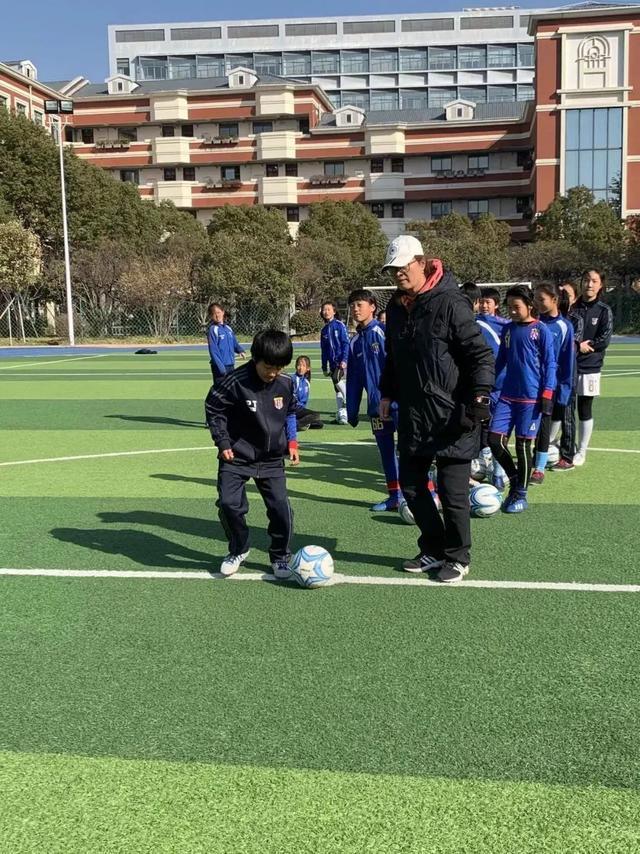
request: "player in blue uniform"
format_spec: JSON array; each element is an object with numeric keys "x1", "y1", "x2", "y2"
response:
[
  {"x1": 461, "y1": 283, "x2": 508, "y2": 489},
  {"x1": 488, "y1": 286, "x2": 557, "y2": 513},
  {"x1": 320, "y1": 300, "x2": 349, "y2": 425},
  {"x1": 291, "y1": 355, "x2": 323, "y2": 431},
  {"x1": 206, "y1": 302, "x2": 245, "y2": 382},
  {"x1": 346, "y1": 289, "x2": 403, "y2": 513},
  {"x1": 530, "y1": 283, "x2": 575, "y2": 484}
]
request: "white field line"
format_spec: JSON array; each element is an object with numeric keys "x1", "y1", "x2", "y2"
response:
[
  {"x1": 1, "y1": 442, "x2": 639, "y2": 469},
  {"x1": 602, "y1": 370, "x2": 640, "y2": 377},
  {"x1": 0, "y1": 566, "x2": 637, "y2": 593},
  {"x1": 0, "y1": 354, "x2": 110, "y2": 370}
]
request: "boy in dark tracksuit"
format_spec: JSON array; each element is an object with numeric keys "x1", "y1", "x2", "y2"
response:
[{"x1": 205, "y1": 330, "x2": 299, "y2": 578}]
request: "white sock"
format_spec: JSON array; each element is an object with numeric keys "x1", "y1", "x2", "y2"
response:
[
  {"x1": 335, "y1": 381, "x2": 346, "y2": 413},
  {"x1": 578, "y1": 418, "x2": 594, "y2": 454},
  {"x1": 549, "y1": 420, "x2": 561, "y2": 445}
]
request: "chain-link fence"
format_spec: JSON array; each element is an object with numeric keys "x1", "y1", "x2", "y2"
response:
[{"x1": 0, "y1": 295, "x2": 292, "y2": 344}]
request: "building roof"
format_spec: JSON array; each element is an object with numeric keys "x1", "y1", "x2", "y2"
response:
[
  {"x1": 42, "y1": 80, "x2": 73, "y2": 92},
  {"x1": 70, "y1": 71, "x2": 310, "y2": 98},
  {"x1": 319, "y1": 99, "x2": 531, "y2": 128},
  {"x1": 529, "y1": 1, "x2": 640, "y2": 31}
]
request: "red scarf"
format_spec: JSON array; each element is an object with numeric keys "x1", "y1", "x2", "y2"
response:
[{"x1": 399, "y1": 259, "x2": 444, "y2": 312}]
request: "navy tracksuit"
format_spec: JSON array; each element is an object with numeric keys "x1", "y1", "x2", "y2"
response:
[{"x1": 205, "y1": 362, "x2": 297, "y2": 561}]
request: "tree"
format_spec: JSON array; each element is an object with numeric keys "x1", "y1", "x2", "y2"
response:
[
  {"x1": 197, "y1": 206, "x2": 297, "y2": 319},
  {"x1": 297, "y1": 201, "x2": 387, "y2": 299},
  {"x1": 508, "y1": 240, "x2": 583, "y2": 283},
  {"x1": 0, "y1": 219, "x2": 42, "y2": 340},
  {"x1": 407, "y1": 213, "x2": 511, "y2": 282}
]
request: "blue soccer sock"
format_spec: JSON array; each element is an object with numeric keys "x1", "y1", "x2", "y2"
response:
[
  {"x1": 375, "y1": 431, "x2": 400, "y2": 496},
  {"x1": 534, "y1": 451, "x2": 549, "y2": 472}
]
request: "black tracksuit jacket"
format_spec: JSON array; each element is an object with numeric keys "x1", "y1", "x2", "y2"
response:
[
  {"x1": 380, "y1": 270, "x2": 495, "y2": 459},
  {"x1": 573, "y1": 298, "x2": 613, "y2": 374}
]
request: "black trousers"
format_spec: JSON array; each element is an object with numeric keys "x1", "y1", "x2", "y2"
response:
[
  {"x1": 217, "y1": 459, "x2": 293, "y2": 562},
  {"x1": 210, "y1": 362, "x2": 233, "y2": 383},
  {"x1": 296, "y1": 407, "x2": 323, "y2": 430},
  {"x1": 560, "y1": 375, "x2": 578, "y2": 462},
  {"x1": 399, "y1": 453, "x2": 472, "y2": 566}
]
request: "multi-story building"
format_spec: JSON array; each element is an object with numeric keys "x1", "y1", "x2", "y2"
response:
[
  {"x1": 0, "y1": 59, "x2": 67, "y2": 129},
  {"x1": 4, "y1": 2, "x2": 640, "y2": 239},
  {"x1": 107, "y1": 9, "x2": 537, "y2": 111}
]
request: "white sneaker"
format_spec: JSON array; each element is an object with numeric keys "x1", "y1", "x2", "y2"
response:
[
  {"x1": 337, "y1": 408, "x2": 348, "y2": 425},
  {"x1": 271, "y1": 559, "x2": 292, "y2": 579},
  {"x1": 220, "y1": 550, "x2": 249, "y2": 576},
  {"x1": 573, "y1": 451, "x2": 586, "y2": 466}
]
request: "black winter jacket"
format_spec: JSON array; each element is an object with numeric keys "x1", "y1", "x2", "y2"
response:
[
  {"x1": 573, "y1": 298, "x2": 613, "y2": 374},
  {"x1": 205, "y1": 362, "x2": 297, "y2": 463},
  {"x1": 380, "y1": 270, "x2": 495, "y2": 459}
]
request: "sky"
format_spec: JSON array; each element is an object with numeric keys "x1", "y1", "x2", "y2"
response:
[{"x1": 0, "y1": 0, "x2": 545, "y2": 84}]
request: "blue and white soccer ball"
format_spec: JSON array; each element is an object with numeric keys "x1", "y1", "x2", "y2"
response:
[
  {"x1": 470, "y1": 484, "x2": 503, "y2": 518},
  {"x1": 290, "y1": 546, "x2": 335, "y2": 589},
  {"x1": 470, "y1": 457, "x2": 490, "y2": 482}
]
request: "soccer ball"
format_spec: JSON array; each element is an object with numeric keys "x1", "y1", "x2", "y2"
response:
[
  {"x1": 470, "y1": 484, "x2": 503, "y2": 518},
  {"x1": 290, "y1": 546, "x2": 335, "y2": 589},
  {"x1": 470, "y1": 457, "x2": 489, "y2": 482},
  {"x1": 547, "y1": 445, "x2": 560, "y2": 467}
]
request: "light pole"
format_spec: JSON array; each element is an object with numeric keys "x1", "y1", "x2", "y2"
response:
[{"x1": 45, "y1": 98, "x2": 75, "y2": 345}]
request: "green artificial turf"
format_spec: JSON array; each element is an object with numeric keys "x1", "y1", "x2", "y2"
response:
[{"x1": 0, "y1": 345, "x2": 639, "y2": 852}]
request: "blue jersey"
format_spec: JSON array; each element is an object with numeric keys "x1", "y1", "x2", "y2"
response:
[
  {"x1": 207, "y1": 322, "x2": 245, "y2": 376},
  {"x1": 495, "y1": 320, "x2": 557, "y2": 404},
  {"x1": 291, "y1": 373, "x2": 310, "y2": 408},
  {"x1": 320, "y1": 318, "x2": 349, "y2": 373},
  {"x1": 539, "y1": 314, "x2": 574, "y2": 406},
  {"x1": 346, "y1": 319, "x2": 386, "y2": 423}
]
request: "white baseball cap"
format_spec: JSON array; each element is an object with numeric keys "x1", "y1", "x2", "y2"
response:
[{"x1": 383, "y1": 235, "x2": 424, "y2": 270}]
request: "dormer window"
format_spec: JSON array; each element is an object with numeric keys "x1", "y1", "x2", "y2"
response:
[{"x1": 239, "y1": 74, "x2": 244, "y2": 85}]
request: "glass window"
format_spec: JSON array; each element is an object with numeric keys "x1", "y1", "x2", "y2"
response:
[
  {"x1": 183, "y1": 166, "x2": 196, "y2": 181},
  {"x1": 517, "y1": 85, "x2": 534, "y2": 101},
  {"x1": 225, "y1": 55, "x2": 253, "y2": 71},
  {"x1": 283, "y1": 53, "x2": 311, "y2": 76},
  {"x1": 285, "y1": 163, "x2": 298, "y2": 177},
  {"x1": 197, "y1": 58, "x2": 225, "y2": 78},
  {"x1": 370, "y1": 49, "x2": 398, "y2": 73},
  {"x1": 341, "y1": 91, "x2": 369, "y2": 111},
  {"x1": 139, "y1": 59, "x2": 168, "y2": 80},
  {"x1": 116, "y1": 29, "x2": 165, "y2": 42},
  {"x1": 402, "y1": 18, "x2": 454, "y2": 32},
  {"x1": 345, "y1": 20, "x2": 395, "y2": 34},
  {"x1": 286, "y1": 206, "x2": 299, "y2": 222},
  {"x1": 219, "y1": 123, "x2": 239, "y2": 139},
  {"x1": 461, "y1": 15, "x2": 513, "y2": 29},
  {"x1": 265, "y1": 163, "x2": 279, "y2": 177},
  {"x1": 118, "y1": 127, "x2": 137, "y2": 142},
  {"x1": 459, "y1": 87, "x2": 487, "y2": 103},
  {"x1": 487, "y1": 45, "x2": 516, "y2": 67},
  {"x1": 162, "y1": 125, "x2": 175, "y2": 138},
  {"x1": 33, "y1": 110, "x2": 44, "y2": 126},
  {"x1": 298, "y1": 118, "x2": 310, "y2": 135},
  {"x1": 429, "y1": 47, "x2": 456, "y2": 70},
  {"x1": 181, "y1": 124, "x2": 194, "y2": 138},
  {"x1": 286, "y1": 22, "x2": 337, "y2": 36},
  {"x1": 391, "y1": 202, "x2": 404, "y2": 218},
  {"x1": 324, "y1": 162, "x2": 345, "y2": 177},
  {"x1": 488, "y1": 86, "x2": 516, "y2": 102},
  {"x1": 222, "y1": 165, "x2": 240, "y2": 181},
  {"x1": 400, "y1": 48, "x2": 427, "y2": 71},
  {"x1": 228, "y1": 25, "x2": 279, "y2": 38},
  {"x1": 400, "y1": 89, "x2": 428, "y2": 109},
  {"x1": 371, "y1": 158, "x2": 384, "y2": 173},
  {"x1": 81, "y1": 128, "x2": 94, "y2": 144},
  {"x1": 0, "y1": 95, "x2": 7, "y2": 110},
  {"x1": 254, "y1": 55, "x2": 282, "y2": 76},
  {"x1": 163, "y1": 168, "x2": 176, "y2": 182},
  {"x1": 391, "y1": 157, "x2": 404, "y2": 173},
  {"x1": 116, "y1": 59, "x2": 130, "y2": 76},
  {"x1": 469, "y1": 155, "x2": 489, "y2": 170},
  {"x1": 432, "y1": 156, "x2": 452, "y2": 172},
  {"x1": 253, "y1": 121, "x2": 273, "y2": 134},
  {"x1": 565, "y1": 107, "x2": 622, "y2": 201},
  {"x1": 370, "y1": 90, "x2": 398, "y2": 111},
  {"x1": 432, "y1": 201, "x2": 452, "y2": 218},
  {"x1": 171, "y1": 27, "x2": 222, "y2": 40},
  {"x1": 429, "y1": 88, "x2": 456, "y2": 107},
  {"x1": 468, "y1": 199, "x2": 489, "y2": 218},
  {"x1": 16, "y1": 103, "x2": 27, "y2": 115},
  {"x1": 341, "y1": 51, "x2": 369, "y2": 74},
  {"x1": 518, "y1": 44, "x2": 534, "y2": 66},
  {"x1": 371, "y1": 203, "x2": 385, "y2": 218},
  {"x1": 312, "y1": 52, "x2": 340, "y2": 74},
  {"x1": 120, "y1": 169, "x2": 139, "y2": 184},
  {"x1": 459, "y1": 47, "x2": 486, "y2": 69}
]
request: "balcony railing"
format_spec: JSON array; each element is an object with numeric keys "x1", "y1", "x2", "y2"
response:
[
  {"x1": 201, "y1": 135, "x2": 239, "y2": 146},
  {"x1": 309, "y1": 175, "x2": 347, "y2": 186},
  {"x1": 94, "y1": 139, "x2": 131, "y2": 150}
]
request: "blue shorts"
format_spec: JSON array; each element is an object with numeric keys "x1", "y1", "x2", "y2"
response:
[{"x1": 490, "y1": 398, "x2": 541, "y2": 440}]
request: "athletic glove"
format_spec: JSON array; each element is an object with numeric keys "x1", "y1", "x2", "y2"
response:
[
  {"x1": 466, "y1": 396, "x2": 492, "y2": 425},
  {"x1": 540, "y1": 396, "x2": 554, "y2": 416}
]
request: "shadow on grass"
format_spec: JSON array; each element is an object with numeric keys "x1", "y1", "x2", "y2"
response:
[{"x1": 105, "y1": 414, "x2": 205, "y2": 429}]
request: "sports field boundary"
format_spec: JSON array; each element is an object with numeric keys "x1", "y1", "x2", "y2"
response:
[
  {"x1": 1, "y1": 566, "x2": 638, "y2": 593},
  {"x1": 0, "y1": 442, "x2": 639, "y2": 468}
]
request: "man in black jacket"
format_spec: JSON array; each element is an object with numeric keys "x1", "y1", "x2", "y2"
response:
[{"x1": 379, "y1": 236, "x2": 495, "y2": 583}]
